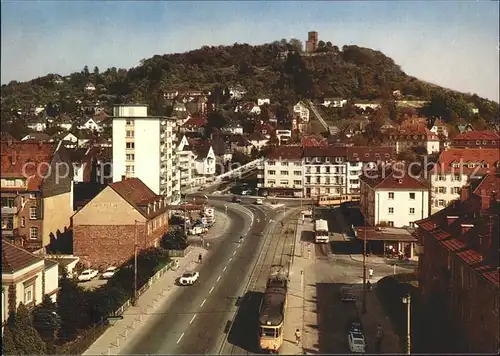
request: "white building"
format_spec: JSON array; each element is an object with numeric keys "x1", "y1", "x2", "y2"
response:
[
  {"x1": 387, "y1": 125, "x2": 440, "y2": 154},
  {"x1": 429, "y1": 148, "x2": 500, "y2": 214},
  {"x1": 176, "y1": 136, "x2": 217, "y2": 190},
  {"x1": 111, "y1": 104, "x2": 180, "y2": 203},
  {"x1": 303, "y1": 147, "x2": 346, "y2": 198},
  {"x1": 78, "y1": 117, "x2": 104, "y2": 132},
  {"x1": 177, "y1": 136, "x2": 196, "y2": 190},
  {"x1": 275, "y1": 129, "x2": 292, "y2": 145},
  {"x1": 2, "y1": 241, "x2": 59, "y2": 333},
  {"x1": 258, "y1": 98, "x2": 270, "y2": 106},
  {"x1": 293, "y1": 101, "x2": 310, "y2": 122},
  {"x1": 223, "y1": 125, "x2": 244, "y2": 135},
  {"x1": 360, "y1": 165, "x2": 430, "y2": 228},
  {"x1": 322, "y1": 98, "x2": 347, "y2": 108},
  {"x1": 85, "y1": 83, "x2": 96, "y2": 92}
]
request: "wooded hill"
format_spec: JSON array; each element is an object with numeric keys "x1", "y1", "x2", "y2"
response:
[{"x1": 1, "y1": 40, "x2": 498, "y2": 122}]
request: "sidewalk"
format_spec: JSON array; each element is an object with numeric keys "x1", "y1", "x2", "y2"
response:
[
  {"x1": 281, "y1": 219, "x2": 317, "y2": 355},
  {"x1": 83, "y1": 246, "x2": 207, "y2": 356}
]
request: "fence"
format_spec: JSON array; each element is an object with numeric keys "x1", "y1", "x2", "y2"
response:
[
  {"x1": 56, "y1": 319, "x2": 108, "y2": 355},
  {"x1": 165, "y1": 246, "x2": 192, "y2": 258}
]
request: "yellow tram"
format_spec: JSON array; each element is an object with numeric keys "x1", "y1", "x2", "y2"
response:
[{"x1": 258, "y1": 268, "x2": 288, "y2": 353}]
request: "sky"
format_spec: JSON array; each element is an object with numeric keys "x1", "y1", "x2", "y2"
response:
[{"x1": 1, "y1": 1, "x2": 499, "y2": 102}]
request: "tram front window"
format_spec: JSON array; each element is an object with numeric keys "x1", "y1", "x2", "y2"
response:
[{"x1": 260, "y1": 327, "x2": 277, "y2": 338}]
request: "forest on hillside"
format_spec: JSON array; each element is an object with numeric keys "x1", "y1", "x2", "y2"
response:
[{"x1": 1, "y1": 39, "x2": 498, "y2": 122}]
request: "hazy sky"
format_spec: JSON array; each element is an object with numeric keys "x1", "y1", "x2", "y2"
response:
[{"x1": 1, "y1": 1, "x2": 499, "y2": 101}]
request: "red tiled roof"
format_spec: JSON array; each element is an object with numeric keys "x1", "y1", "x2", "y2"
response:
[
  {"x1": 473, "y1": 173, "x2": 500, "y2": 197},
  {"x1": 109, "y1": 178, "x2": 158, "y2": 208},
  {"x1": 182, "y1": 117, "x2": 207, "y2": 128},
  {"x1": 267, "y1": 146, "x2": 303, "y2": 160},
  {"x1": 2, "y1": 239, "x2": 43, "y2": 273},
  {"x1": 0, "y1": 142, "x2": 56, "y2": 191},
  {"x1": 453, "y1": 130, "x2": 500, "y2": 141},
  {"x1": 248, "y1": 131, "x2": 267, "y2": 141},
  {"x1": 346, "y1": 147, "x2": 395, "y2": 162},
  {"x1": 301, "y1": 136, "x2": 328, "y2": 148},
  {"x1": 432, "y1": 148, "x2": 499, "y2": 174},
  {"x1": 360, "y1": 164, "x2": 429, "y2": 190},
  {"x1": 303, "y1": 146, "x2": 347, "y2": 157}
]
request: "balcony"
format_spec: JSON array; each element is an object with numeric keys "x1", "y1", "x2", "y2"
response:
[
  {"x1": 257, "y1": 183, "x2": 263, "y2": 188},
  {"x1": 257, "y1": 174, "x2": 263, "y2": 179},
  {"x1": 1, "y1": 206, "x2": 17, "y2": 215}
]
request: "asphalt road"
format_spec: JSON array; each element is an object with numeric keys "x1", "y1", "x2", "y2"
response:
[{"x1": 119, "y1": 200, "x2": 278, "y2": 355}]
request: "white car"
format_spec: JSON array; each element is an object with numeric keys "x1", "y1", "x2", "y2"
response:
[
  {"x1": 101, "y1": 267, "x2": 118, "y2": 279},
  {"x1": 255, "y1": 198, "x2": 263, "y2": 205},
  {"x1": 179, "y1": 271, "x2": 199, "y2": 285},
  {"x1": 78, "y1": 269, "x2": 98, "y2": 282},
  {"x1": 348, "y1": 331, "x2": 366, "y2": 353}
]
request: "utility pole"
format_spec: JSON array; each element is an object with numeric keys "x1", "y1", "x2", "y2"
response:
[
  {"x1": 402, "y1": 294, "x2": 411, "y2": 354},
  {"x1": 362, "y1": 224, "x2": 367, "y2": 314},
  {"x1": 133, "y1": 220, "x2": 138, "y2": 306}
]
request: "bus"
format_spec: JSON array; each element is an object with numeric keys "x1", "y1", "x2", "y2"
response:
[
  {"x1": 316, "y1": 195, "x2": 359, "y2": 207},
  {"x1": 258, "y1": 267, "x2": 288, "y2": 353},
  {"x1": 314, "y1": 219, "x2": 329, "y2": 243}
]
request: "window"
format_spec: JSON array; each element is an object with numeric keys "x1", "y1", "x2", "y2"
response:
[
  {"x1": 294, "y1": 171, "x2": 301, "y2": 176},
  {"x1": 29, "y1": 206, "x2": 37, "y2": 219},
  {"x1": 409, "y1": 208, "x2": 415, "y2": 214},
  {"x1": 388, "y1": 207, "x2": 394, "y2": 214},
  {"x1": 409, "y1": 222, "x2": 415, "y2": 228},
  {"x1": 279, "y1": 180, "x2": 289, "y2": 185},
  {"x1": 316, "y1": 167, "x2": 321, "y2": 174},
  {"x1": 325, "y1": 157, "x2": 330, "y2": 163},
  {"x1": 409, "y1": 193, "x2": 415, "y2": 200},
  {"x1": 126, "y1": 154, "x2": 135, "y2": 161},
  {"x1": 1, "y1": 197, "x2": 15, "y2": 208},
  {"x1": 126, "y1": 130, "x2": 134, "y2": 138},
  {"x1": 126, "y1": 119, "x2": 134, "y2": 125},
  {"x1": 268, "y1": 161, "x2": 275, "y2": 166},
  {"x1": 267, "y1": 180, "x2": 275, "y2": 185},
  {"x1": 21, "y1": 217, "x2": 25, "y2": 227},
  {"x1": 280, "y1": 171, "x2": 288, "y2": 176},
  {"x1": 126, "y1": 142, "x2": 135, "y2": 149},
  {"x1": 453, "y1": 187, "x2": 461, "y2": 194},
  {"x1": 24, "y1": 285, "x2": 34, "y2": 304},
  {"x1": 30, "y1": 227, "x2": 38, "y2": 239},
  {"x1": 294, "y1": 162, "x2": 301, "y2": 167},
  {"x1": 388, "y1": 192, "x2": 394, "y2": 199},
  {"x1": 293, "y1": 180, "x2": 302, "y2": 185},
  {"x1": 268, "y1": 170, "x2": 276, "y2": 175},
  {"x1": 281, "y1": 161, "x2": 289, "y2": 166},
  {"x1": 454, "y1": 174, "x2": 461, "y2": 181},
  {"x1": 438, "y1": 199, "x2": 446, "y2": 207},
  {"x1": 325, "y1": 167, "x2": 330, "y2": 173},
  {"x1": 388, "y1": 221, "x2": 394, "y2": 227},
  {"x1": 437, "y1": 175, "x2": 446, "y2": 181},
  {"x1": 126, "y1": 165, "x2": 134, "y2": 173},
  {"x1": 438, "y1": 187, "x2": 447, "y2": 194}
]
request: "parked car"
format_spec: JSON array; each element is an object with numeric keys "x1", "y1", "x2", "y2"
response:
[
  {"x1": 348, "y1": 331, "x2": 366, "y2": 353},
  {"x1": 232, "y1": 196, "x2": 242, "y2": 203},
  {"x1": 255, "y1": 198, "x2": 263, "y2": 205},
  {"x1": 340, "y1": 286, "x2": 356, "y2": 302},
  {"x1": 78, "y1": 269, "x2": 99, "y2": 282},
  {"x1": 101, "y1": 267, "x2": 118, "y2": 279},
  {"x1": 179, "y1": 271, "x2": 200, "y2": 285}
]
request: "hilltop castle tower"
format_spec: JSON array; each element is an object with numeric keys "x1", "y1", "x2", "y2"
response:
[{"x1": 305, "y1": 31, "x2": 318, "y2": 53}]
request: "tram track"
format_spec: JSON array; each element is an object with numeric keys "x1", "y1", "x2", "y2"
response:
[{"x1": 224, "y1": 209, "x2": 300, "y2": 355}]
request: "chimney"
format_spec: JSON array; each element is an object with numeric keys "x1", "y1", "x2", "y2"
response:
[
  {"x1": 460, "y1": 186, "x2": 469, "y2": 202},
  {"x1": 446, "y1": 216, "x2": 458, "y2": 225},
  {"x1": 121, "y1": 175, "x2": 126, "y2": 181}
]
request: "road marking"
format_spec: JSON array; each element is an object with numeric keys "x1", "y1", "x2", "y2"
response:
[
  {"x1": 223, "y1": 266, "x2": 227, "y2": 272},
  {"x1": 233, "y1": 250, "x2": 236, "y2": 256},
  {"x1": 236, "y1": 244, "x2": 240, "y2": 248},
  {"x1": 217, "y1": 275, "x2": 221, "y2": 282},
  {"x1": 190, "y1": 314, "x2": 197, "y2": 324},
  {"x1": 209, "y1": 286, "x2": 214, "y2": 294},
  {"x1": 177, "y1": 333, "x2": 184, "y2": 344},
  {"x1": 200, "y1": 299, "x2": 206, "y2": 307},
  {"x1": 229, "y1": 257, "x2": 233, "y2": 262}
]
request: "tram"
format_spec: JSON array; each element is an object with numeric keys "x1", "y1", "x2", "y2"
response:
[{"x1": 258, "y1": 266, "x2": 288, "y2": 353}]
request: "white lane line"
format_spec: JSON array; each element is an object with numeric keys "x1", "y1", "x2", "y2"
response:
[
  {"x1": 209, "y1": 286, "x2": 215, "y2": 294},
  {"x1": 217, "y1": 275, "x2": 221, "y2": 282},
  {"x1": 177, "y1": 333, "x2": 184, "y2": 344},
  {"x1": 233, "y1": 250, "x2": 236, "y2": 256},
  {"x1": 200, "y1": 299, "x2": 206, "y2": 307},
  {"x1": 236, "y1": 244, "x2": 240, "y2": 248},
  {"x1": 229, "y1": 257, "x2": 233, "y2": 262},
  {"x1": 190, "y1": 314, "x2": 197, "y2": 324},
  {"x1": 223, "y1": 266, "x2": 227, "y2": 272}
]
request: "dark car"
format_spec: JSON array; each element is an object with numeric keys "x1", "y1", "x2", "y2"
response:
[
  {"x1": 347, "y1": 317, "x2": 364, "y2": 333},
  {"x1": 232, "y1": 196, "x2": 242, "y2": 203}
]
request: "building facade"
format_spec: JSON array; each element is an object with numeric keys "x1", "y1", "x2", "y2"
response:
[
  {"x1": 360, "y1": 165, "x2": 430, "y2": 228},
  {"x1": 259, "y1": 146, "x2": 304, "y2": 197},
  {"x1": 451, "y1": 130, "x2": 500, "y2": 149},
  {"x1": 111, "y1": 104, "x2": 180, "y2": 204},
  {"x1": 415, "y1": 174, "x2": 499, "y2": 353},
  {"x1": 72, "y1": 177, "x2": 169, "y2": 268}
]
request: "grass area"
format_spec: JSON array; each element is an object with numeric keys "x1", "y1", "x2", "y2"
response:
[{"x1": 153, "y1": 257, "x2": 172, "y2": 273}]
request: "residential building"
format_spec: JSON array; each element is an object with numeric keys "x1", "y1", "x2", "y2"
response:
[
  {"x1": 322, "y1": 98, "x2": 347, "y2": 108},
  {"x1": 248, "y1": 131, "x2": 269, "y2": 150},
  {"x1": 21, "y1": 133, "x2": 51, "y2": 142},
  {"x1": 305, "y1": 31, "x2": 318, "y2": 53},
  {"x1": 429, "y1": 118, "x2": 449, "y2": 138},
  {"x1": 177, "y1": 135, "x2": 196, "y2": 190},
  {"x1": 49, "y1": 132, "x2": 78, "y2": 148},
  {"x1": 111, "y1": 104, "x2": 180, "y2": 203},
  {"x1": 72, "y1": 177, "x2": 169, "y2": 268},
  {"x1": 180, "y1": 117, "x2": 207, "y2": 135},
  {"x1": 275, "y1": 129, "x2": 292, "y2": 145},
  {"x1": 84, "y1": 83, "x2": 96, "y2": 92},
  {"x1": 430, "y1": 148, "x2": 499, "y2": 214},
  {"x1": 451, "y1": 131, "x2": 500, "y2": 149},
  {"x1": 415, "y1": 174, "x2": 499, "y2": 353},
  {"x1": 222, "y1": 124, "x2": 244, "y2": 135},
  {"x1": 353, "y1": 101, "x2": 381, "y2": 111},
  {"x1": 303, "y1": 147, "x2": 347, "y2": 198},
  {"x1": 257, "y1": 98, "x2": 270, "y2": 106},
  {"x1": 458, "y1": 123, "x2": 475, "y2": 133},
  {"x1": 293, "y1": 101, "x2": 310, "y2": 122},
  {"x1": 1, "y1": 141, "x2": 74, "y2": 251},
  {"x1": 359, "y1": 164, "x2": 430, "y2": 228},
  {"x1": 26, "y1": 118, "x2": 47, "y2": 132},
  {"x1": 78, "y1": 117, "x2": 104, "y2": 132},
  {"x1": 227, "y1": 135, "x2": 253, "y2": 155},
  {"x1": 2, "y1": 241, "x2": 59, "y2": 331},
  {"x1": 258, "y1": 146, "x2": 304, "y2": 197},
  {"x1": 387, "y1": 123, "x2": 440, "y2": 154}
]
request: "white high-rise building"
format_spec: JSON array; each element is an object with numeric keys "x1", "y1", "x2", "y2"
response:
[{"x1": 112, "y1": 104, "x2": 180, "y2": 204}]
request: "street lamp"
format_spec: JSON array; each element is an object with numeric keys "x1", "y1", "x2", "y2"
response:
[
  {"x1": 133, "y1": 220, "x2": 139, "y2": 306},
  {"x1": 362, "y1": 224, "x2": 367, "y2": 314},
  {"x1": 402, "y1": 294, "x2": 411, "y2": 354}
]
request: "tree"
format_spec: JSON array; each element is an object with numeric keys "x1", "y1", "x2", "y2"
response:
[
  {"x1": 32, "y1": 295, "x2": 60, "y2": 346},
  {"x1": 231, "y1": 151, "x2": 251, "y2": 165},
  {"x1": 318, "y1": 40, "x2": 326, "y2": 49},
  {"x1": 288, "y1": 38, "x2": 303, "y2": 53},
  {"x1": 57, "y1": 273, "x2": 90, "y2": 341},
  {"x1": 93, "y1": 66, "x2": 100, "y2": 75},
  {"x1": 83, "y1": 65, "x2": 90, "y2": 77},
  {"x1": 2, "y1": 326, "x2": 19, "y2": 355},
  {"x1": 326, "y1": 41, "x2": 333, "y2": 48},
  {"x1": 4, "y1": 303, "x2": 47, "y2": 355}
]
